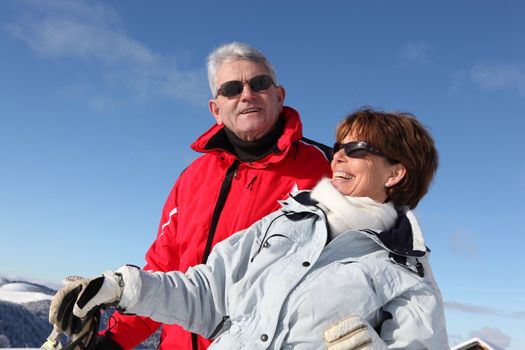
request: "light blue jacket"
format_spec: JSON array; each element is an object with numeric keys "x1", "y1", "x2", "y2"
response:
[{"x1": 122, "y1": 192, "x2": 448, "y2": 349}]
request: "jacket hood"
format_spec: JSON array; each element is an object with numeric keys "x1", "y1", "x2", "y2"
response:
[
  {"x1": 284, "y1": 191, "x2": 428, "y2": 258},
  {"x1": 190, "y1": 106, "x2": 303, "y2": 164}
]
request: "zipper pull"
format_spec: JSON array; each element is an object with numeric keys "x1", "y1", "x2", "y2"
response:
[
  {"x1": 415, "y1": 260, "x2": 425, "y2": 277},
  {"x1": 246, "y1": 175, "x2": 257, "y2": 190}
]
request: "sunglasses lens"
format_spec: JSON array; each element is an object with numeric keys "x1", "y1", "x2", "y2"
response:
[
  {"x1": 334, "y1": 141, "x2": 394, "y2": 162},
  {"x1": 219, "y1": 81, "x2": 244, "y2": 97},
  {"x1": 217, "y1": 75, "x2": 274, "y2": 97},
  {"x1": 333, "y1": 142, "x2": 368, "y2": 158},
  {"x1": 346, "y1": 149, "x2": 367, "y2": 157},
  {"x1": 250, "y1": 75, "x2": 273, "y2": 92},
  {"x1": 344, "y1": 143, "x2": 363, "y2": 157}
]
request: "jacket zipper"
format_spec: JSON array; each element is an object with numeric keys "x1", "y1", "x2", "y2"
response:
[
  {"x1": 192, "y1": 160, "x2": 239, "y2": 350},
  {"x1": 201, "y1": 160, "x2": 239, "y2": 264}
]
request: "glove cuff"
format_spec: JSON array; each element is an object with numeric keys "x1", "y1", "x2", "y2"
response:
[{"x1": 113, "y1": 265, "x2": 142, "y2": 311}]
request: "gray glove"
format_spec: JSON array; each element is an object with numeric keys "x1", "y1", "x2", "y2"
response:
[
  {"x1": 324, "y1": 315, "x2": 373, "y2": 350},
  {"x1": 49, "y1": 266, "x2": 136, "y2": 336}
]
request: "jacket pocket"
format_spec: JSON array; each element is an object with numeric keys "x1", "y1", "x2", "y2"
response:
[{"x1": 250, "y1": 233, "x2": 297, "y2": 265}]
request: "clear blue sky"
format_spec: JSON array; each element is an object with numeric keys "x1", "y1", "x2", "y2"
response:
[{"x1": 1, "y1": 1, "x2": 524, "y2": 348}]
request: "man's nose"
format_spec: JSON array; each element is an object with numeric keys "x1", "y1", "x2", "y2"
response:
[{"x1": 239, "y1": 82, "x2": 256, "y2": 100}]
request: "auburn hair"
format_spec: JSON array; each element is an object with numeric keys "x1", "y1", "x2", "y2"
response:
[{"x1": 335, "y1": 108, "x2": 438, "y2": 208}]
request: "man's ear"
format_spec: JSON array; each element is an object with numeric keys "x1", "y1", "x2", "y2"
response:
[
  {"x1": 209, "y1": 99, "x2": 222, "y2": 125},
  {"x1": 385, "y1": 163, "x2": 407, "y2": 188},
  {"x1": 276, "y1": 86, "x2": 286, "y2": 107}
]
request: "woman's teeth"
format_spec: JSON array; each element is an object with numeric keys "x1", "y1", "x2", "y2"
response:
[{"x1": 333, "y1": 172, "x2": 354, "y2": 180}]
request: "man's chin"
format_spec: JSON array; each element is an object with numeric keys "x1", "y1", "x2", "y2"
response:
[{"x1": 233, "y1": 125, "x2": 272, "y2": 142}]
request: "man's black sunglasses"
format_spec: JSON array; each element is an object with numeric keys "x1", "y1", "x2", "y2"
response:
[
  {"x1": 333, "y1": 141, "x2": 397, "y2": 162},
  {"x1": 216, "y1": 74, "x2": 275, "y2": 98}
]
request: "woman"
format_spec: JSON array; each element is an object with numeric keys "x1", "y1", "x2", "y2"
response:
[{"x1": 50, "y1": 108, "x2": 448, "y2": 349}]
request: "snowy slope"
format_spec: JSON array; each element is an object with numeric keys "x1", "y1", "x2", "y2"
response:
[
  {"x1": 0, "y1": 283, "x2": 54, "y2": 303},
  {"x1": 0, "y1": 275, "x2": 58, "y2": 304},
  {"x1": 0, "y1": 274, "x2": 61, "y2": 291}
]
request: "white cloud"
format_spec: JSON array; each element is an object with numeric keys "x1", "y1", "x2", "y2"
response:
[
  {"x1": 445, "y1": 301, "x2": 494, "y2": 315},
  {"x1": 451, "y1": 62, "x2": 525, "y2": 98},
  {"x1": 470, "y1": 62, "x2": 525, "y2": 97},
  {"x1": 445, "y1": 301, "x2": 525, "y2": 320},
  {"x1": 397, "y1": 41, "x2": 433, "y2": 65},
  {"x1": 469, "y1": 327, "x2": 512, "y2": 350},
  {"x1": 449, "y1": 230, "x2": 479, "y2": 256},
  {"x1": 4, "y1": 0, "x2": 208, "y2": 107}
]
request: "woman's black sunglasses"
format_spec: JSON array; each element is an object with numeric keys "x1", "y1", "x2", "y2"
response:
[
  {"x1": 216, "y1": 74, "x2": 275, "y2": 98},
  {"x1": 333, "y1": 141, "x2": 397, "y2": 162}
]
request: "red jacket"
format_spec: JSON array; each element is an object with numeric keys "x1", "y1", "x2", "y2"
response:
[{"x1": 105, "y1": 107, "x2": 332, "y2": 350}]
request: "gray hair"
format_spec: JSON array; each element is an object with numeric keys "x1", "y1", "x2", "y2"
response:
[{"x1": 207, "y1": 42, "x2": 278, "y2": 97}]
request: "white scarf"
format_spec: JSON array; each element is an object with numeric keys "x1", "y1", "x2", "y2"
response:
[{"x1": 310, "y1": 178, "x2": 398, "y2": 240}]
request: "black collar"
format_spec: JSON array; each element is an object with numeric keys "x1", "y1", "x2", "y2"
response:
[{"x1": 205, "y1": 117, "x2": 285, "y2": 162}]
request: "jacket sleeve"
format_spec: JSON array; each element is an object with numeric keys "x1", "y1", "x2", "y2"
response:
[
  {"x1": 100, "y1": 179, "x2": 182, "y2": 349},
  {"x1": 120, "y1": 225, "x2": 257, "y2": 338},
  {"x1": 144, "y1": 177, "x2": 181, "y2": 272},
  {"x1": 378, "y1": 259, "x2": 449, "y2": 350}
]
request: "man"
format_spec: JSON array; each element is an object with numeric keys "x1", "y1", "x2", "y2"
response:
[{"x1": 94, "y1": 42, "x2": 331, "y2": 349}]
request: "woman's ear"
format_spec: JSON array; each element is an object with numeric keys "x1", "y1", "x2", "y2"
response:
[{"x1": 385, "y1": 163, "x2": 407, "y2": 188}]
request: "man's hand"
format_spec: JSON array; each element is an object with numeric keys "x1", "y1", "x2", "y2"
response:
[
  {"x1": 49, "y1": 271, "x2": 126, "y2": 336},
  {"x1": 324, "y1": 315, "x2": 373, "y2": 350}
]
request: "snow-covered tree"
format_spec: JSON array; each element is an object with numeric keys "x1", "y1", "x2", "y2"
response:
[{"x1": 0, "y1": 334, "x2": 11, "y2": 348}]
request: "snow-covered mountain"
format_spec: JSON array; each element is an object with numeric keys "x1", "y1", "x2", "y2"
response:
[
  {"x1": 0, "y1": 274, "x2": 160, "y2": 348},
  {"x1": 0, "y1": 274, "x2": 61, "y2": 291},
  {"x1": 0, "y1": 275, "x2": 56, "y2": 347},
  {"x1": 0, "y1": 275, "x2": 57, "y2": 304}
]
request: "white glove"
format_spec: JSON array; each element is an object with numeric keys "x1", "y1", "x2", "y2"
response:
[
  {"x1": 324, "y1": 315, "x2": 373, "y2": 350},
  {"x1": 49, "y1": 266, "x2": 138, "y2": 335},
  {"x1": 72, "y1": 270, "x2": 123, "y2": 318}
]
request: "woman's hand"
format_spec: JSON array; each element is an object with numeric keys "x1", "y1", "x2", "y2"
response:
[
  {"x1": 48, "y1": 268, "x2": 131, "y2": 336},
  {"x1": 324, "y1": 315, "x2": 373, "y2": 350}
]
